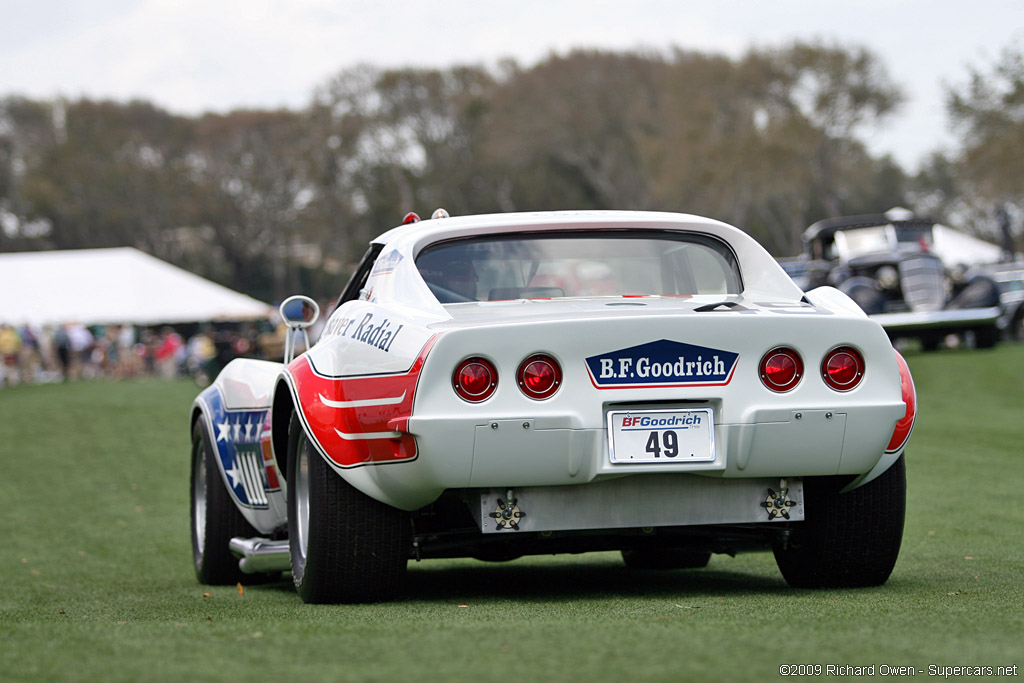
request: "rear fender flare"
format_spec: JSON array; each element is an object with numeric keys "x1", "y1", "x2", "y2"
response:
[{"x1": 271, "y1": 377, "x2": 296, "y2": 489}]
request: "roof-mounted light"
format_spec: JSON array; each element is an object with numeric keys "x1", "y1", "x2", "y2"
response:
[{"x1": 431, "y1": 208, "x2": 450, "y2": 219}]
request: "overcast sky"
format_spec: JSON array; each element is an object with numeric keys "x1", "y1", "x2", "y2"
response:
[{"x1": 2, "y1": 0, "x2": 1022, "y2": 170}]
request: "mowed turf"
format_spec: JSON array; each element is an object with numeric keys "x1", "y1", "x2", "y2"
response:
[{"x1": 1, "y1": 346, "x2": 1022, "y2": 682}]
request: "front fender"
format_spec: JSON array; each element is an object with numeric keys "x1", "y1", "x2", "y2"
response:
[{"x1": 949, "y1": 274, "x2": 1001, "y2": 309}]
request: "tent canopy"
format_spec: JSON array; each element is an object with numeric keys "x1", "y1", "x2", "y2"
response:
[
  {"x1": 0, "y1": 247, "x2": 273, "y2": 327},
  {"x1": 930, "y1": 225, "x2": 1004, "y2": 267}
]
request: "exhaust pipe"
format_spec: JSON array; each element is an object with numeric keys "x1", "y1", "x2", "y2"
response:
[{"x1": 229, "y1": 537, "x2": 291, "y2": 574}]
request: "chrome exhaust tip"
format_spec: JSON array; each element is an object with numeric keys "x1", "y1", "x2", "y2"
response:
[{"x1": 229, "y1": 537, "x2": 291, "y2": 574}]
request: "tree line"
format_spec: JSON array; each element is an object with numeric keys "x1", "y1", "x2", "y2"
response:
[{"x1": 1, "y1": 40, "x2": 1021, "y2": 303}]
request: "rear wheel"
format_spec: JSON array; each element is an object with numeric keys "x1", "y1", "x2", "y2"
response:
[
  {"x1": 773, "y1": 455, "x2": 905, "y2": 588},
  {"x1": 287, "y1": 416, "x2": 410, "y2": 603},
  {"x1": 190, "y1": 419, "x2": 258, "y2": 584},
  {"x1": 621, "y1": 547, "x2": 711, "y2": 570}
]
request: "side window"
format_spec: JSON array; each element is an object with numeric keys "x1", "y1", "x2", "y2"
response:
[{"x1": 336, "y1": 244, "x2": 384, "y2": 307}]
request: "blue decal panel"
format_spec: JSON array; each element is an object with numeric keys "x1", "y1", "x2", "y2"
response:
[
  {"x1": 199, "y1": 387, "x2": 273, "y2": 509},
  {"x1": 586, "y1": 339, "x2": 739, "y2": 388}
]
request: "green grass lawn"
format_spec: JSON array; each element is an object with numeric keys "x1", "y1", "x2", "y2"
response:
[{"x1": 2, "y1": 346, "x2": 1022, "y2": 682}]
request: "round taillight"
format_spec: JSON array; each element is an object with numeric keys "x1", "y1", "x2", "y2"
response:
[
  {"x1": 453, "y1": 357, "x2": 497, "y2": 402},
  {"x1": 822, "y1": 346, "x2": 865, "y2": 391},
  {"x1": 517, "y1": 354, "x2": 562, "y2": 400},
  {"x1": 759, "y1": 347, "x2": 803, "y2": 392}
]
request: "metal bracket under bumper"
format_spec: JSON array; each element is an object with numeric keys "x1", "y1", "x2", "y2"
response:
[{"x1": 477, "y1": 475, "x2": 803, "y2": 534}]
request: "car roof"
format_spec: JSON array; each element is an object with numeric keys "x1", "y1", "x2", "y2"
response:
[
  {"x1": 804, "y1": 213, "x2": 938, "y2": 243},
  {"x1": 362, "y1": 210, "x2": 806, "y2": 319},
  {"x1": 373, "y1": 210, "x2": 733, "y2": 247}
]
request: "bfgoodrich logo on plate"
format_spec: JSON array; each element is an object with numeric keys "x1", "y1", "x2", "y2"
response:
[{"x1": 586, "y1": 339, "x2": 739, "y2": 388}]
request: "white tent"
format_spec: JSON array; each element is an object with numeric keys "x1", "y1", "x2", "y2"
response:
[
  {"x1": 931, "y1": 225, "x2": 1005, "y2": 267},
  {"x1": 0, "y1": 247, "x2": 273, "y2": 327},
  {"x1": 884, "y1": 207, "x2": 1007, "y2": 266}
]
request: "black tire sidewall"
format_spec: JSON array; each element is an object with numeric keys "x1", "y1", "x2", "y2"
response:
[
  {"x1": 774, "y1": 455, "x2": 906, "y2": 588},
  {"x1": 286, "y1": 414, "x2": 410, "y2": 603},
  {"x1": 191, "y1": 419, "x2": 256, "y2": 585}
]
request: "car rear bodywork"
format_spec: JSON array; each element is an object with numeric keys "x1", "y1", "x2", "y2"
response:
[{"x1": 190, "y1": 210, "x2": 917, "y2": 600}]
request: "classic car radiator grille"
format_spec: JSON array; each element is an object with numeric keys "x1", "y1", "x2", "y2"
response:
[{"x1": 899, "y1": 256, "x2": 945, "y2": 312}]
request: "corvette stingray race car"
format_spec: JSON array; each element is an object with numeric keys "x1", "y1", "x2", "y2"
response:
[{"x1": 190, "y1": 210, "x2": 916, "y2": 603}]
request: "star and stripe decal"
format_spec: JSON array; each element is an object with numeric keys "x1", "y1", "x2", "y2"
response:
[{"x1": 198, "y1": 386, "x2": 279, "y2": 509}]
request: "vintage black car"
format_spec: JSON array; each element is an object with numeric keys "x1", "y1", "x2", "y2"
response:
[
  {"x1": 796, "y1": 213, "x2": 1002, "y2": 350},
  {"x1": 980, "y1": 263, "x2": 1024, "y2": 340}
]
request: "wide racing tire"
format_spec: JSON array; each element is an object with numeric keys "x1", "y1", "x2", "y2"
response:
[
  {"x1": 190, "y1": 419, "x2": 258, "y2": 585},
  {"x1": 773, "y1": 455, "x2": 906, "y2": 588},
  {"x1": 287, "y1": 416, "x2": 410, "y2": 604},
  {"x1": 621, "y1": 547, "x2": 711, "y2": 570}
]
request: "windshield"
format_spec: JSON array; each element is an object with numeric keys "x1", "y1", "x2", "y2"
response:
[
  {"x1": 415, "y1": 231, "x2": 741, "y2": 303},
  {"x1": 833, "y1": 226, "x2": 895, "y2": 260}
]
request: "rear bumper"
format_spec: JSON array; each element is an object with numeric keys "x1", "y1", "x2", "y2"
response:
[{"x1": 343, "y1": 400, "x2": 904, "y2": 510}]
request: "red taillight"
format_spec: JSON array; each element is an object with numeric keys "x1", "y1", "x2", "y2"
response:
[
  {"x1": 453, "y1": 357, "x2": 497, "y2": 402},
  {"x1": 887, "y1": 350, "x2": 916, "y2": 452},
  {"x1": 759, "y1": 347, "x2": 803, "y2": 392},
  {"x1": 821, "y1": 346, "x2": 865, "y2": 392},
  {"x1": 517, "y1": 354, "x2": 562, "y2": 400}
]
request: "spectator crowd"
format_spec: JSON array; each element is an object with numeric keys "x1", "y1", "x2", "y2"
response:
[{"x1": 0, "y1": 319, "x2": 297, "y2": 388}]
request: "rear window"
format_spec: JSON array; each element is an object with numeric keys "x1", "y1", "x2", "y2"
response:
[{"x1": 415, "y1": 231, "x2": 741, "y2": 303}]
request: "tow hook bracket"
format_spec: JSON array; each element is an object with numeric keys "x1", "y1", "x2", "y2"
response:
[{"x1": 489, "y1": 488, "x2": 526, "y2": 530}]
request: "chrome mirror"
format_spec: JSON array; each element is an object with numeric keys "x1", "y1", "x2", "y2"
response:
[{"x1": 279, "y1": 295, "x2": 320, "y2": 363}]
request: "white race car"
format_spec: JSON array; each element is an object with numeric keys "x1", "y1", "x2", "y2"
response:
[{"x1": 190, "y1": 210, "x2": 916, "y2": 603}]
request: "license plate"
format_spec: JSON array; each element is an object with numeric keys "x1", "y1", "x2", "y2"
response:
[{"x1": 608, "y1": 409, "x2": 715, "y2": 464}]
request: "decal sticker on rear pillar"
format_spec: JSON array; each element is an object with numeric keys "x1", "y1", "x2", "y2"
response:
[{"x1": 586, "y1": 339, "x2": 739, "y2": 389}]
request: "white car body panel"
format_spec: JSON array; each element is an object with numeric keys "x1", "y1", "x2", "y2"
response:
[{"x1": 192, "y1": 210, "x2": 915, "y2": 534}]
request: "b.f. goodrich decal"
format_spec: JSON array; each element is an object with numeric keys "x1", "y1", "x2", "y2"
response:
[{"x1": 586, "y1": 339, "x2": 739, "y2": 388}]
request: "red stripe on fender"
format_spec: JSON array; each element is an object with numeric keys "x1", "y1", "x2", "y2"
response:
[
  {"x1": 287, "y1": 336, "x2": 437, "y2": 468},
  {"x1": 886, "y1": 350, "x2": 916, "y2": 453}
]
